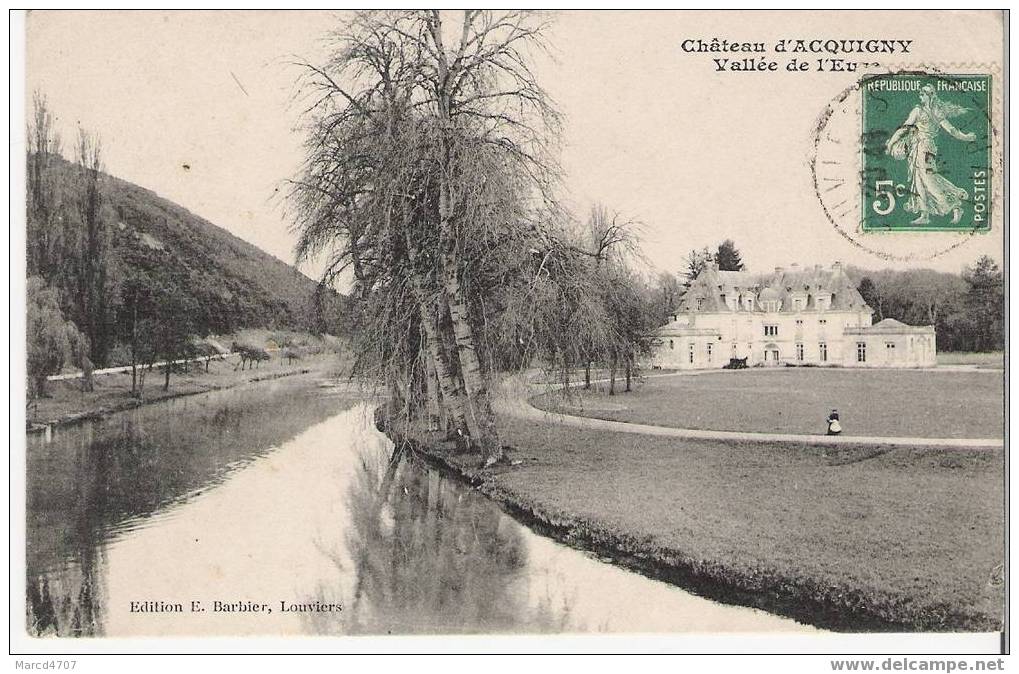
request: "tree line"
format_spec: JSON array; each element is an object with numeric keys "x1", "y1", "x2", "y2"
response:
[
  {"x1": 25, "y1": 88, "x2": 353, "y2": 402},
  {"x1": 27, "y1": 94, "x2": 120, "y2": 397},
  {"x1": 288, "y1": 11, "x2": 658, "y2": 465},
  {"x1": 854, "y1": 256, "x2": 1003, "y2": 353},
  {"x1": 28, "y1": 95, "x2": 220, "y2": 398}
]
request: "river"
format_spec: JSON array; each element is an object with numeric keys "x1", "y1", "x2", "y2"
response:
[{"x1": 26, "y1": 375, "x2": 815, "y2": 636}]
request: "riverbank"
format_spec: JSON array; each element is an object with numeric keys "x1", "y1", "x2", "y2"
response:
[
  {"x1": 381, "y1": 408, "x2": 1003, "y2": 632},
  {"x1": 27, "y1": 355, "x2": 334, "y2": 431}
]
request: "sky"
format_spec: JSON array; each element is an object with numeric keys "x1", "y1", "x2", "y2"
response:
[{"x1": 23, "y1": 10, "x2": 1005, "y2": 286}]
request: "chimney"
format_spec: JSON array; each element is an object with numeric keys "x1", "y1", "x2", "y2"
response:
[
  {"x1": 832, "y1": 261, "x2": 843, "y2": 272},
  {"x1": 790, "y1": 263, "x2": 800, "y2": 271},
  {"x1": 774, "y1": 266, "x2": 784, "y2": 274}
]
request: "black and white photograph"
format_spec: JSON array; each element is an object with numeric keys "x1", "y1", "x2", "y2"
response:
[{"x1": 9, "y1": 8, "x2": 1008, "y2": 662}]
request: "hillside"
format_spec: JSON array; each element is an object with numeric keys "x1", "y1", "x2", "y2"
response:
[{"x1": 50, "y1": 156, "x2": 348, "y2": 336}]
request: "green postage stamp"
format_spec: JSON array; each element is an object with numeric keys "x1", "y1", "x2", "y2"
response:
[{"x1": 860, "y1": 73, "x2": 992, "y2": 232}]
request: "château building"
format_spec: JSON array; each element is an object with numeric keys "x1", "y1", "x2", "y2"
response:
[{"x1": 650, "y1": 262, "x2": 936, "y2": 369}]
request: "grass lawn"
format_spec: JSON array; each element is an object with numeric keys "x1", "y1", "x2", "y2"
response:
[
  {"x1": 526, "y1": 367, "x2": 679, "y2": 385},
  {"x1": 532, "y1": 368, "x2": 1004, "y2": 439},
  {"x1": 937, "y1": 352, "x2": 1004, "y2": 369},
  {"x1": 413, "y1": 414, "x2": 1004, "y2": 630}
]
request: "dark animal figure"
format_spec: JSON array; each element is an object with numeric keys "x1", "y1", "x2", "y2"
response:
[{"x1": 232, "y1": 343, "x2": 270, "y2": 371}]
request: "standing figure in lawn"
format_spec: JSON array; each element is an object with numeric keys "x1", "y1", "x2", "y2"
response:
[
  {"x1": 826, "y1": 409, "x2": 842, "y2": 436},
  {"x1": 884, "y1": 84, "x2": 977, "y2": 225}
]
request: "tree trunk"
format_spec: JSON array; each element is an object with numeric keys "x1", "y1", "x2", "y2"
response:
[
  {"x1": 609, "y1": 354, "x2": 617, "y2": 396},
  {"x1": 584, "y1": 363, "x2": 591, "y2": 390},
  {"x1": 34, "y1": 376, "x2": 47, "y2": 400},
  {"x1": 404, "y1": 236, "x2": 472, "y2": 445},
  {"x1": 421, "y1": 308, "x2": 471, "y2": 444},
  {"x1": 441, "y1": 258, "x2": 502, "y2": 463},
  {"x1": 163, "y1": 361, "x2": 170, "y2": 391},
  {"x1": 424, "y1": 348, "x2": 442, "y2": 432},
  {"x1": 81, "y1": 355, "x2": 94, "y2": 393},
  {"x1": 428, "y1": 28, "x2": 502, "y2": 466},
  {"x1": 625, "y1": 355, "x2": 632, "y2": 393}
]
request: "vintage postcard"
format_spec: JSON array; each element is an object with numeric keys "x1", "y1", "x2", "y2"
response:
[{"x1": 11, "y1": 9, "x2": 1007, "y2": 658}]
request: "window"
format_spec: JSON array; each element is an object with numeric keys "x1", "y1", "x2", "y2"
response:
[
  {"x1": 819, "y1": 319, "x2": 827, "y2": 326},
  {"x1": 819, "y1": 342, "x2": 828, "y2": 362},
  {"x1": 886, "y1": 342, "x2": 896, "y2": 350},
  {"x1": 688, "y1": 343, "x2": 694, "y2": 364},
  {"x1": 857, "y1": 342, "x2": 867, "y2": 363},
  {"x1": 795, "y1": 319, "x2": 803, "y2": 326},
  {"x1": 669, "y1": 339, "x2": 674, "y2": 350},
  {"x1": 796, "y1": 343, "x2": 804, "y2": 361},
  {"x1": 745, "y1": 297, "x2": 754, "y2": 311},
  {"x1": 731, "y1": 343, "x2": 737, "y2": 356},
  {"x1": 764, "y1": 324, "x2": 778, "y2": 337},
  {"x1": 706, "y1": 343, "x2": 713, "y2": 362},
  {"x1": 696, "y1": 298, "x2": 705, "y2": 310},
  {"x1": 793, "y1": 298, "x2": 803, "y2": 311},
  {"x1": 764, "y1": 300, "x2": 780, "y2": 312}
]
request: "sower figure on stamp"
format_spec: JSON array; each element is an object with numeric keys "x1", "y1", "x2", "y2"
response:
[
  {"x1": 885, "y1": 84, "x2": 977, "y2": 226},
  {"x1": 826, "y1": 409, "x2": 842, "y2": 436}
]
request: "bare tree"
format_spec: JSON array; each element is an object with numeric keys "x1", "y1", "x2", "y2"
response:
[
  {"x1": 69, "y1": 129, "x2": 117, "y2": 367},
  {"x1": 289, "y1": 10, "x2": 561, "y2": 465},
  {"x1": 27, "y1": 92, "x2": 65, "y2": 284}
]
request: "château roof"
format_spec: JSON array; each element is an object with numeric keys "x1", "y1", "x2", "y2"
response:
[
  {"x1": 678, "y1": 262, "x2": 871, "y2": 315},
  {"x1": 845, "y1": 318, "x2": 935, "y2": 335}
]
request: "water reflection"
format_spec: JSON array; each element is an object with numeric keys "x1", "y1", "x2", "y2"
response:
[
  {"x1": 308, "y1": 443, "x2": 572, "y2": 634},
  {"x1": 26, "y1": 377, "x2": 353, "y2": 637},
  {"x1": 26, "y1": 382, "x2": 814, "y2": 637}
]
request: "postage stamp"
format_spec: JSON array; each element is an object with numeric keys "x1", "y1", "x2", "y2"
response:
[
  {"x1": 810, "y1": 66, "x2": 1000, "y2": 262},
  {"x1": 860, "y1": 73, "x2": 992, "y2": 232}
]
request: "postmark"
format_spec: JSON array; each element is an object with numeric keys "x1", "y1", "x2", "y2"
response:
[{"x1": 810, "y1": 66, "x2": 1001, "y2": 262}]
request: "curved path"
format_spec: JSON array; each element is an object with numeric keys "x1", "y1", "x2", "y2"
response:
[{"x1": 498, "y1": 372, "x2": 1004, "y2": 450}]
